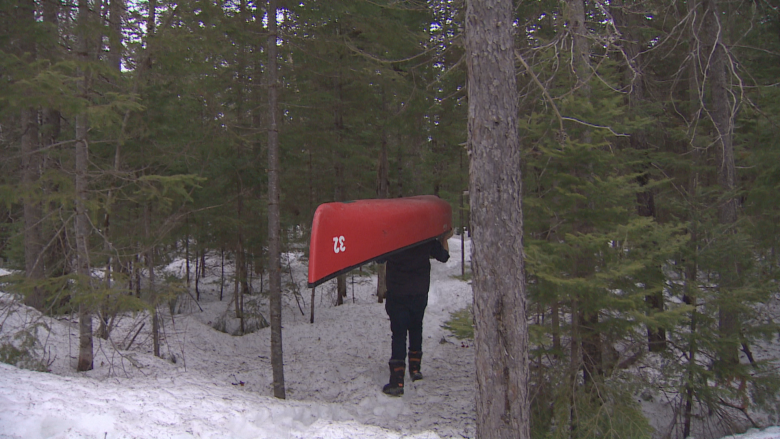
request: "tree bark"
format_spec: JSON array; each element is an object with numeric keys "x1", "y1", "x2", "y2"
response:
[
  {"x1": 267, "y1": 0, "x2": 286, "y2": 399},
  {"x1": 465, "y1": 1, "x2": 529, "y2": 437}
]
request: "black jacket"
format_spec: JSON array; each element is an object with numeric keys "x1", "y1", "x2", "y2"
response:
[{"x1": 381, "y1": 239, "x2": 449, "y2": 298}]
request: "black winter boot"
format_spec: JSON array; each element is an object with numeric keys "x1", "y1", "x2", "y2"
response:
[
  {"x1": 408, "y1": 351, "x2": 423, "y2": 381},
  {"x1": 382, "y1": 359, "x2": 405, "y2": 396}
]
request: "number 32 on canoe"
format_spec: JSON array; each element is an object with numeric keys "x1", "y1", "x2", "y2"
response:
[{"x1": 333, "y1": 236, "x2": 346, "y2": 253}]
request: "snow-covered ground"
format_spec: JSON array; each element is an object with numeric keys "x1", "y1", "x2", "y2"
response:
[
  {"x1": 0, "y1": 237, "x2": 474, "y2": 439},
  {"x1": 0, "y1": 236, "x2": 777, "y2": 439}
]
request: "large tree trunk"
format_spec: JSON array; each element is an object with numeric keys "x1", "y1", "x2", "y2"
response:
[
  {"x1": 75, "y1": 0, "x2": 94, "y2": 373},
  {"x1": 465, "y1": 1, "x2": 529, "y2": 437},
  {"x1": 267, "y1": 0, "x2": 286, "y2": 400}
]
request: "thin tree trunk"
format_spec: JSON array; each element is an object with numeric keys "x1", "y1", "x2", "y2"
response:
[
  {"x1": 236, "y1": 194, "x2": 246, "y2": 333},
  {"x1": 336, "y1": 275, "x2": 346, "y2": 305},
  {"x1": 134, "y1": 253, "x2": 141, "y2": 298},
  {"x1": 580, "y1": 309, "x2": 602, "y2": 387},
  {"x1": 611, "y1": 0, "x2": 666, "y2": 353},
  {"x1": 234, "y1": 267, "x2": 240, "y2": 329},
  {"x1": 75, "y1": 0, "x2": 94, "y2": 372},
  {"x1": 551, "y1": 293, "x2": 561, "y2": 355},
  {"x1": 704, "y1": 0, "x2": 740, "y2": 367},
  {"x1": 145, "y1": 203, "x2": 160, "y2": 358},
  {"x1": 107, "y1": 0, "x2": 123, "y2": 72},
  {"x1": 332, "y1": 30, "x2": 348, "y2": 306},
  {"x1": 570, "y1": 297, "x2": 581, "y2": 435},
  {"x1": 310, "y1": 286, "x2": 316, "y2": 324},
  {"x1": 683, "y1": 234, "x2": 699, "y2": 438},
  {"x1": 19, "y1": 0, "x2": 44, "y2": 310},
  {"x1": 683, "y1": 7, "x2": 702, "y2": 432},
  {"x1": 376, "y1": 105, "x2": 389, "y2": 303},
  {"x1": 138, "y1": 0, "x2": 159, "y2": 358},
  {"x1": 185, "y1": 218, "x2": 190, "y2": 289},
  {"x1": 236, "y1": 243, "x2": 246, "y2": 335},
  {"x1": 195, "y1": 247, "x2": 201, "y2": 300},
  {"x1": 235, "y1": 0, "x2": 249, "y2": 335},
  {"x1": 96, "y1": 0, "x2": 126, "y2": 339},
  {"x1": 459, "y1": 149, "x2": 466, "y2": 278},
  {"x1": 267, "y1": 0, "x2": 286, "y2": 399},
  {"x1": 146, "y1": 0, "x2": 156, "y2": 45},
  {"x1": 568, "y1": 0, "x2": 605, "y2": 394},
  {"x1": 97, "y1": 208, "x2": 112, "y2": 340},
  {"x1": 21, "y1": 104, "x2": 45, "y2": 309},
  {"x1": 466, "y1": 0, "x2": 529, "y2": 436},
  {"x1": 308, "y1": 146, "x2": 314, "y2": 218},
  {"x1": 396, "y1": 141, "x2": 404, "y2": 197},
  {"x1": 683, "y1": 175, "x2": 700, "y2": 437}
]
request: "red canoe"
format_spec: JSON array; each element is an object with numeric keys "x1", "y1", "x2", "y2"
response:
[{"x1": 307, "y1": 196, "x2": 452, "y2": 287}]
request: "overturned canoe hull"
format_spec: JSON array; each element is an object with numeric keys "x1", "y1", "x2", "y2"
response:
[{"x1": 308, "y1": 196, "x2": 452, "y2": 288}]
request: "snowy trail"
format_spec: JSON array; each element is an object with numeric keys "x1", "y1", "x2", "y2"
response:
[{"x1": 0, "y1": 237, "x2": 476, "y2": 438}]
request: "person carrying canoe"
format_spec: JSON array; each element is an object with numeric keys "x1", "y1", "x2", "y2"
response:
[{"x1": 378, "y1": 230, "x2": 452, "y2": 396}]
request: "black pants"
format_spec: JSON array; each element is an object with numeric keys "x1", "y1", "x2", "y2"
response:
[{"x1": 385, "y1": 293, "x2": 428, "y2": 361}]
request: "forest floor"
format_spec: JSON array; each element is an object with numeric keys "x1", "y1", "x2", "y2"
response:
[{"x1": 0, "y1": 235, "x2": 778, "y2": 438}]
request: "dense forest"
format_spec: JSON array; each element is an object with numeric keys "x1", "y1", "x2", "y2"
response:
[{"x1": 2, "y1": 0, "x2": 780, "y2": 437}]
